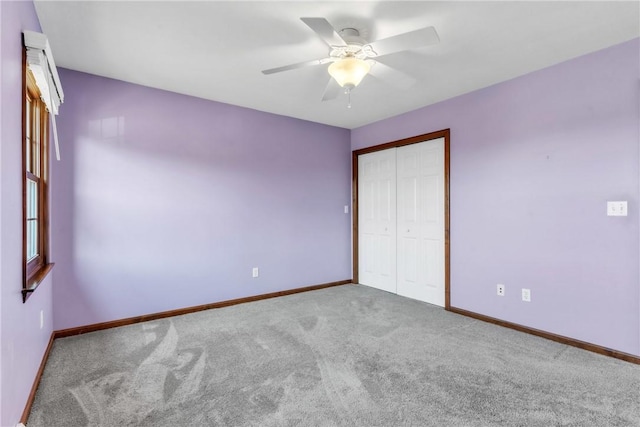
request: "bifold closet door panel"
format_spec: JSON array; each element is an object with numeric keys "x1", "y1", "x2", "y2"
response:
[
  {"x1": 358, "y1": 149, "x2": 397, "y2": 293},
  {"x1": 396, "y1": 138, "x2": 445, "y2": 306}
]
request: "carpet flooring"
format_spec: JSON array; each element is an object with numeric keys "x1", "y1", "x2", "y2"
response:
[{"x1": 28, "y1": 284, "x2": 640, "y2": 426}]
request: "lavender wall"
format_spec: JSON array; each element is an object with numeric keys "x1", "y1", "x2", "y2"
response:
[
  {"x1": 0, "y1": 0, "x2": 4, "y2": 421},
  {"x1": 52, "y1": 69, "x2": 352, "y2": 331},
  {"x1": 353, "y1": 38, "x2": 640, "y2": 356},
  {"x1": 0, "y1": 1, "x2": 55, "y2": 426}
]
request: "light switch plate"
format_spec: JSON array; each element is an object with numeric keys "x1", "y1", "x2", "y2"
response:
[{"x1": 607, "y1": 201, "x2": 628, "y2": 216}]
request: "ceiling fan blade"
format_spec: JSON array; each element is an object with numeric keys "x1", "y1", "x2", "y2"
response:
[
  {"x1": 321, "y1": 78, "x2": 341, "y2": 101},
  {"x1": 367, "y1": 27, "x2": 439, "y2": 57},
  {"x1": 301, "y1": 17, "x2": 347, "y2": 47},
  {"x1": 368, "y1": 62, "x2": 416, "y2": 90},
  {"x1": 262, "y1": 59, "x2": 326, "y2": 75}
]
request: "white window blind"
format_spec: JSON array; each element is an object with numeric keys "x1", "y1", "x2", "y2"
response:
[{"x1": 23, "y1": 30, "x2": 64, "y2": 160}]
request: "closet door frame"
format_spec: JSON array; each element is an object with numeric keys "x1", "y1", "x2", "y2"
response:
[{"x1": 352, "y1": 129, "x2": 451, "y2": 308}]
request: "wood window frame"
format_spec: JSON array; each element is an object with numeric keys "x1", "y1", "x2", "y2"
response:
[{"x1": 22, "y1": 47, "x2": 54, "y2": 303}]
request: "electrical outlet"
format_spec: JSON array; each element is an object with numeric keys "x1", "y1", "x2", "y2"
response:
[
  {"x1": 497, "y1": 284, "x2": 505, "y2": 296},
  {"x1": 522, "y1": 288, "x2": 531, "y2": 302},
  {"x1": 40, "y1": 310, "x2": 44, "y2": 329},
  {"x1": 252, "y1": 267, "x2": 259, "y2": 278},
  {"x1": 607, "y1": 201, "x2": 628, "y2": 216}
]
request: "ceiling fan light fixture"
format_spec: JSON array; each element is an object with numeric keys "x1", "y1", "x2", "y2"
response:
[{"x1": 328, "y1": 57, "x2": 370, "y2": 89}]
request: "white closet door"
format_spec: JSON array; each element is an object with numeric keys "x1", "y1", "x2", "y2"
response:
[
  {"x1": 396, "y1": 138, "x2": 445, "y2": 306},
  {"x1": 358, "y1": 149, "x2": 397, "y2": 293}
]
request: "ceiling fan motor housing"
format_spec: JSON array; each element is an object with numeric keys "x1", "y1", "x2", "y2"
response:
[{"x1": 330, "y1": 28, "x2": 373, "y2": 60}]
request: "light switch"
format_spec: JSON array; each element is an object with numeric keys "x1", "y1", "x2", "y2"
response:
[
  {"x1": 344, "y1": 205, "x2": 349, "y2": 214},
  {"x1": 607, "y1": 201, "x2": 628, "y2": 217}
]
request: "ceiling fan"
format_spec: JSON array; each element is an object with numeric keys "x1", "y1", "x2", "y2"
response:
[{"x1": 262, "y1": 17, "x2": 440, "y2": 105}]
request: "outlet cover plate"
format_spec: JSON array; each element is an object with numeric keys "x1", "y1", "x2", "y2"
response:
[{"x1": 607, "y1": 201, "x2": 628, "y2": 216}]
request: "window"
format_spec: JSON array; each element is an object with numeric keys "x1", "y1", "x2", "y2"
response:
[{"x1": 23, "y1": 59, "x2": 53, "y2": 301}]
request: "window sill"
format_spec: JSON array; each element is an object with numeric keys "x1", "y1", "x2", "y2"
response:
[{"x1": 23, "y1": 263, "x2": 54, "y2": 303}]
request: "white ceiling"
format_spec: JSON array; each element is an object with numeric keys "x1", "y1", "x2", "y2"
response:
[{"x1": 34, "y1": 1, "x2": 640, "y2": 130}]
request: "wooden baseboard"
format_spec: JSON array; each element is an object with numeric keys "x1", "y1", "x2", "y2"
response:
[
  {"x1": 54, "y1": 280, "x2": 352, "y2": 338},
  {"x1": 20, "y1": 332, "x2": 56, "y2": 425},
  {"x1": 447, "y1": 306, "x2": 640, "y2": 365}
]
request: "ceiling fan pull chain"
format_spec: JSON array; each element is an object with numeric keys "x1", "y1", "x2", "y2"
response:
[{"x1": 347, "y1": 88, "x2": 352, "y2": 109}]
